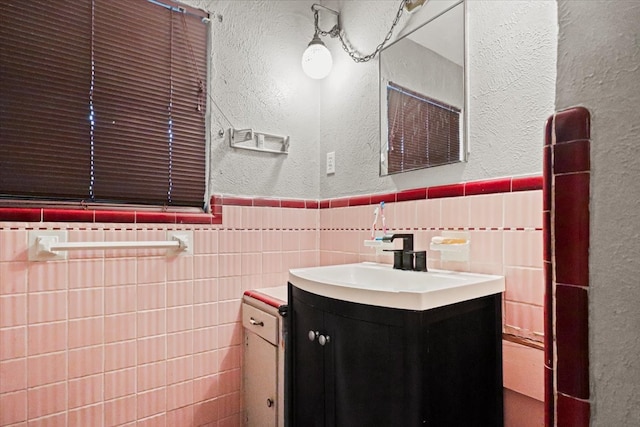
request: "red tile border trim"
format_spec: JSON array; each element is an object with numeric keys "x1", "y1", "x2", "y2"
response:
[
  {"x1": 243, "y1": 290, "x2": 286, "y2": 310},
  {"x1": 464, "y1": 178, "x2": 511, "y2": 196},
  {"x1": 0, "y1": 208, "x2": 42, "y2": 222},
  {"x1": 0, "y1": 208, "x2": 216, "y2": 225},
  {"x1": 94, "y1": 210, "x2": 135, "y2": 223},
  {"x1": 371, "y1": 193, "x2": 397, "y2": 204},
  {"x1": 281, "y1": 200, "x2": 306, "y2": 209},
  {"x1": 397, "y1": 187, "x2": 427, "y2": 201},
  {"x1": 253, "y1": 198, "x2": 281, "y2": 208},
  {"x1": 213, "y1": 175, "x2": 543, "y2": 210},
  {"x1": 0, "y1": 175, "x2": 542, "y2": 224},
  {"x1": 42, "y1": 208, "x2": 95, "y2": 223},
  {"x1": 513, "y1": 176, "x2": 544, "y2": 192},
  {"x1": 428, "y1": 183, "x2": 465, "y2": 199}
]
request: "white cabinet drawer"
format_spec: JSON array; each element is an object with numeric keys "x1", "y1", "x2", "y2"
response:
[{"x1": 242, "y1": 303, "x2": 278, "y2": 345}]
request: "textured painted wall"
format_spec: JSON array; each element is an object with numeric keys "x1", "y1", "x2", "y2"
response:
[
  {"x1": 184, "y1": 0, "x2": 321, "y2": 200},
  {"x1": 319, "y1": 0, "x2": 557, "y2": 199},
  {"x1": 556, "y1": 1, "x2": 640, "y2": 425},
  {"x1": 181, "y1": 1, "x2": 555, "y2": 201}
]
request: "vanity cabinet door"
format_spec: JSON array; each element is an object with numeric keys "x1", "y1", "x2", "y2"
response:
[
  {"x1": 290, "y1": 296, "x2": 326, "y2": 427},
  {"x1": 289, "y1": 287, "x2": 409, "y2": 427},
  {"x1": 324, "y1": 312, "x2": 406, "y2": 427}
]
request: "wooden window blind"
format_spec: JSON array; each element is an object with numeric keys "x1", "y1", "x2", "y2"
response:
[
  {"x1": 387, "y1": 82, "x2": 461, "y2": 174},
  {"x1": 0, "y1": 0, "x2": 208, "y2": 208}
]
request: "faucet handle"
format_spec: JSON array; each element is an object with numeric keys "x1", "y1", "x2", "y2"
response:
[
  {"x1": 383, "y1": 249, "x2": 405, "y2": 270},
  {"x1": 411, "y1": 250, "x2": 428, "y2": 272}
]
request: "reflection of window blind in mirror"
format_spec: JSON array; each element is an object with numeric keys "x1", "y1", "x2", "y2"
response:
[{"x1": 387, "y1": 82, "x2": 460, "y2": 174}]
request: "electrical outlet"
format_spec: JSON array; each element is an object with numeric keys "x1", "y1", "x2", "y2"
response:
[{"x1": 326, "y1": 151, "x2": 335, "y2": 174}]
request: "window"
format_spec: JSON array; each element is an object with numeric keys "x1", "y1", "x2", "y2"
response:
[
  {"x1": 386, "y1": 82, "x2": 461, "y2": 175},
  {"x1": 0, "y1": 0, "x2": 208, "y2": 208}
]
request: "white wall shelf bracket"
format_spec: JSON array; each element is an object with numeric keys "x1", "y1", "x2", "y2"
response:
[{"x1": 229, "y1": 127, "x2": 289, "y2": 154}]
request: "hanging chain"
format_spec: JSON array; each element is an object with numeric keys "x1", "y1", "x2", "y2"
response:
[
  {"x1": 313, "y1": 8, "x2": 340, "y2": 38},
  {"x1": 314, "y1": 0, "x2": 409, "y2": 63}
]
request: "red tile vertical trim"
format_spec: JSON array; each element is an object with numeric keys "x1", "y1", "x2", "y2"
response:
[
  {"x1": 549, "y1": 106, "x2": 592, "y2": 427},
  {"x1": 209, "y1": 195, "x2": 223, "y2": 225},
  {"x1": 557, "y1": 394, "x2": 590, "y2": 427},
  {"x1": 543, "y1": 146, "x2": 552, "y2": 212},
  {"x1": 553, "y1": 140, "x2": 590, "y2": 175},
  {"x1": 556, "y1": 285, "x2": 590, "y2": 399},
  {"x1": 553, "y1": 107, "x2": 590, "y2": 143},
  {"x1": 543, "y1": 262, "x2": 553, "y2": 365},
  {"x1": 554, "y1": 173, "x2": 590, "y2": 286},
  {"x1": 544, "y1": 365, "x2": 554, "y2": 427},
  {"x1": 543, "y1": 115, "x2": 555, "y2": 427}
]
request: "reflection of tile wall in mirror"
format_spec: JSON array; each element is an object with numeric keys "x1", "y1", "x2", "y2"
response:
[{"x1": 379, "y1": 0, "x2": 465, "y2": 176}]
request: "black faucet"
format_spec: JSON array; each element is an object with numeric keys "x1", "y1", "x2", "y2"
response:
[{"x1": 382, "y1": 233, "x2": 427, "y2": 271}]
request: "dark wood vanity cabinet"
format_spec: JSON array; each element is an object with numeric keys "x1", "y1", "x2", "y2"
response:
[{"x1": 286, "y1": 284, "x2": 503, "y2": 427}]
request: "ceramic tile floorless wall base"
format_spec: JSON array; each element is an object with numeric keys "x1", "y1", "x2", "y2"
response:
[
  {"x1": 0, "y1": 209, "x2": 319, "y2": 427},
  {"x1": 0, "y1": 177, "x2": 543, "y2": 426}
]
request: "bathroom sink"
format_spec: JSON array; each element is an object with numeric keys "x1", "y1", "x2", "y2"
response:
[{"x1": 288, "y1": 262, "x2": 504, "y2": 310}]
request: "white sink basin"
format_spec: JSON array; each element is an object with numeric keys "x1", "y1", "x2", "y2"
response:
[{"x1": 289, "y1": 262, "x2": 504, "y2": 310}]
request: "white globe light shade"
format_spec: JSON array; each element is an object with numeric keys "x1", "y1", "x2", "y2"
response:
[{"x1": 301, "y1": 40, "x2": 333, "y2": 79}]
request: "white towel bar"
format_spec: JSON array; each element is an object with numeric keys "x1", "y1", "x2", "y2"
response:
[{"x1": 28, "y1": 230, "x2": 192, "y2": 261}]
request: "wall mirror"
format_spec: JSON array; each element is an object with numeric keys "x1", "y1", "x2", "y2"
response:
[{"x1": 379, "y1": 0, "x2": 466, "y2": 176}]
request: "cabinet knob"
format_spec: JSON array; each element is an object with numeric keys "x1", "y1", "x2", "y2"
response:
[
  {"x1": 308, "y1": 330, "x2": 319, "y2": 341},
  {"x1": 266, "y1": 398, "x2": 274, "y2": 408},
  {"x1": 318, "y1": 334, "x2": 330, "y2": 346}
]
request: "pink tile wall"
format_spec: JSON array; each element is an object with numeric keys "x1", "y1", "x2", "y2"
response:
[
  {"x1": 0, "y1": 179, "x2": 542, "y2": 425},
  {"x1": 319, "y1": 187, "x2": 544, "y2": 343},
  {"x1": 0, "y1": 206, "x2": 319, "y2": 426}
]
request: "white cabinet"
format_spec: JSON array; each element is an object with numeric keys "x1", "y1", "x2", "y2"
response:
[{"x1": 242, "y1": 291, "x2": 286, "y2": 427}]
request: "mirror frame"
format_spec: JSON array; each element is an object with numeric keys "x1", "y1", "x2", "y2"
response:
[{"x1": 378, "y1": 0, "x2": 468, "y2": 176}]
